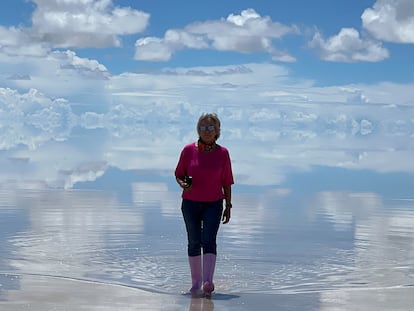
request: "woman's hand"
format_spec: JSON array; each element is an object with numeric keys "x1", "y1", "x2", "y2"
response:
[
  {"x1": 222, "y1": 206, "x2": 231, "y2": 224},
  {"x1": 177, "y1": 177, "x2": 192, "y2": 191}
]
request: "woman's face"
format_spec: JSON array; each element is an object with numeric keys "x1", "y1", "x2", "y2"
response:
[{"x1": 198, "y1": 119, "x2": 217, "y2": 144}]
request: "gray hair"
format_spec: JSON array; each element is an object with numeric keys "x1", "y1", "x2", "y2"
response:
[{"x1": 197, "y1": 113, "x2": 221, "y2": 140}]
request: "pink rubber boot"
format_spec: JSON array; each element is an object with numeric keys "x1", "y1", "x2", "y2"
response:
[
  {"x1": 188, "y1": 255, "x2": 203, "y2": 297},
  {"x1": 202, "y1": 253, "x2": 216, "y2": 297}
]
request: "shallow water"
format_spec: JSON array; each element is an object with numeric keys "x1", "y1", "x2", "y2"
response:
[{"x1": 1, "y1": 167, "x2": 414, "y2": 310}]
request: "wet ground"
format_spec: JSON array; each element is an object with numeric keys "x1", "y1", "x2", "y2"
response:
[{"x1": 1, "y1": 168, "x2": 414, "y2": 310}]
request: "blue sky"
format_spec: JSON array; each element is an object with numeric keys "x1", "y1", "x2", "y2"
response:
[
  {"x1": 1, "y1": 0, "x2": 412, "y2": 82},
  {"x1": 0, "y1": 0, "x2": 414, "y2": 188}
]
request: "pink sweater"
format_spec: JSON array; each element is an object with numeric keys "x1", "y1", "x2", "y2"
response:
[{"x1": 175, "y1": 142, "x2": 234, "y2": 202}]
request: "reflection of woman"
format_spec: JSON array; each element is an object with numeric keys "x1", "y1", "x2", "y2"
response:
[
  {"x1": 188, "y1": 296, "x2": 214, "y2": 311},
  {"x1": 175, "y1": 113, "x2": 234, "y2": 297}
]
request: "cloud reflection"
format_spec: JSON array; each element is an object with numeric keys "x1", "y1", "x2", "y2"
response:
[
  {"x1": 1, "y1": 62, "x2": 414, "y2": 188},
  {"x1": 307, "y1": 189, "x2": 414, "y2": 292},
  {"x1": 3, "y1": 187, "x2": 143, "y2": 279}
]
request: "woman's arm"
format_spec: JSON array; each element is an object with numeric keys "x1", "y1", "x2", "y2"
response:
[{"x1": 222, "y1": 185, "x2": 232, "y2": 224}]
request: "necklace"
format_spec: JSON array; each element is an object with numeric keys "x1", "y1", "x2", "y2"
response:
[{"x1": 197, "y1": 139, "x2": 217, "y2": 152}]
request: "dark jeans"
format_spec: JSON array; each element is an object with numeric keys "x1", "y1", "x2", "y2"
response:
[{"x1": 181, "y1": 199, "x2": 223, "y2": 256}]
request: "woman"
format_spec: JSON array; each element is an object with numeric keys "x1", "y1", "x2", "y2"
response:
[{"x1": 175, "y1": 113, "x2": 234, "y2": 297}]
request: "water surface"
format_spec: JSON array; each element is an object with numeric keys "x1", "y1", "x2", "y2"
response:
[{"x1": 1, "y1": 167, "x2": 414, "y2": 310}]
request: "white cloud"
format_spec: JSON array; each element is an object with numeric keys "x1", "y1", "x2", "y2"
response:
[
  {"x1": 30, "y1": 0, "x2": 150, "y2": 48},
  {"x1": 134, "y1": 8, "x2": 298, "y2": 62},
  {"x1": 56, "y1": 50, "x2": 110, "y2": 79},
  {"x1": 0, "y1": 49, "x2": 111, "y2": 101},
  {"x1": 0, "y1": 0, "x2": 150, "y2": 55},
  {"x1": 0, "y1": 88, "x2": 76, "y2": 150},
  {"x1": 1, "y1": 61, "x2": 414, "y2": 188},
  {"x1": 0, "y1": 0, "x2": 413, "y2": 203},
  {"x1": 309, "y1": 28, "x2": 389, "y2": 62},
  {"x1": 135, "y1": 36, "x2": 181, "y2": 62},
  {"x1": 362, "y1": 0, "x2": 414, "y2": 43},
  {"x1": 0, "y1": 26, "x2": 20, "y2": 46},
  {"x1": 0, "y1": 25, "x2": 50, "y2": 57}
]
